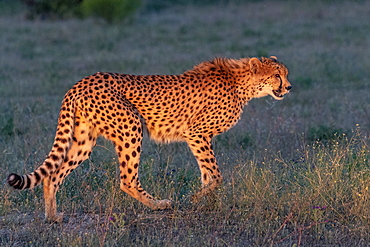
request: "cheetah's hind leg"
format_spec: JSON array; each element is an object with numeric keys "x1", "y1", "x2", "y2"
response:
[
  {"x1": 96, "y1": 98, "x2": 172, "y2": 210},
  {"x1": 43, "y1": 112, "x2": 97, "y2": 222}
]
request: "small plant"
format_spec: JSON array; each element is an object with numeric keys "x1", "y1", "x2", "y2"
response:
[
  {"x1": 22, "y1": 0, "x2": 83, "y2": 19},
  {"x1": 307, "y1": 124, "x2": 346, "y2": 142},
  {"x1": 109, "y1": 212, "x2": 127, "y2": 228},
  {"x1": 1, "y1": 116, "x2": 15, "y2": 136},
  {"x1": 0, "y1": 116, "x2": 23, "y2": 137},
  {"x1": 81, "y1": 0, "x2": 142, "y2": 23}
]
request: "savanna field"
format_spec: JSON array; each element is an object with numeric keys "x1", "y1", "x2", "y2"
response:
[{"x1": 0, "y1": 0, "x2": 369, "y2": 246}]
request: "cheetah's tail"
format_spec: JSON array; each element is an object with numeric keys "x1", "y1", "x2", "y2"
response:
[{"x1": 7, "y1": 90, "x2": 76, "y2": 190}]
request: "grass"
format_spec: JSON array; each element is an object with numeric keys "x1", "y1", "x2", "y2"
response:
[{"x1": 0, "y1": 0, "x2": 369, "y2": 246}]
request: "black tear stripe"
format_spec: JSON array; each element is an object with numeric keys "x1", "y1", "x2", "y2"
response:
[{"x1": 278, "y1": 76, "x2": 283, "y2": 91}]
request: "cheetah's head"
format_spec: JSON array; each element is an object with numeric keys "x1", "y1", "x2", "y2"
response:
[{"x1": 250, "y1": 56, "x2": 292, "y2": 100}]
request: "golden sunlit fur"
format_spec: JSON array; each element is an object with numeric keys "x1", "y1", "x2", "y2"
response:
[{"x1": 8, "y1": 56, "x2": 291, "y2": 221}]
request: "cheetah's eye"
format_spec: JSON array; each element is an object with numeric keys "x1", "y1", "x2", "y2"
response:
[{"x1": 275, "y1": 74, "x2": 280, "y2": 78}]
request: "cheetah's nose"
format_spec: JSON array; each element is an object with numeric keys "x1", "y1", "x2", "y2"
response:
[{"x1": 286, "y1": 86, "x2": 292, "y2": 90}]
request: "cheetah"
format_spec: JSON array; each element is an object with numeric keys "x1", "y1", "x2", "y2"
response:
[{"x1": 8, "y1": 56, "x2": 292, "y2": 221}]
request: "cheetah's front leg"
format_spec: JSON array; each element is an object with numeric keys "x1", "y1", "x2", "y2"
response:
[{"x1": 184, "y1": 134, "x2": 223, "y2": 202}]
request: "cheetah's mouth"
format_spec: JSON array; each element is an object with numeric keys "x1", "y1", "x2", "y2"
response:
[{"x1": 272, "y1": 90, "x2": 285, "y2": 100}]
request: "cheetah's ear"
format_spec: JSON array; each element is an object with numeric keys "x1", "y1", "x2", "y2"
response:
[
  {"x1": 270, "y1": 55, "x2": 278, "y2": 60},
  {"x1": 249, "y1": 57, "x2": 262, "y2": 74}
]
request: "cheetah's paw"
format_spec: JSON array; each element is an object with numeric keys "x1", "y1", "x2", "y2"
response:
[{"x1": 156, "y1": 199, "x2": 173, "y2": 210}]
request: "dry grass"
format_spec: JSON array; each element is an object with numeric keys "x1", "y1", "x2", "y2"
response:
[{"x1": 0, "y1": 0, "x2": 369, "y2": 246}]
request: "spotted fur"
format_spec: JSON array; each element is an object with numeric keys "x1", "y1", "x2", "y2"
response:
[{"x1": 8, "y1": 56, "x2": 292, "y2": 221}]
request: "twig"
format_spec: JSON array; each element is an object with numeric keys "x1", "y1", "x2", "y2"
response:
[{"x1": 269, "y1": 212, "x2": 293, "y2": 247}]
